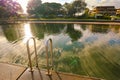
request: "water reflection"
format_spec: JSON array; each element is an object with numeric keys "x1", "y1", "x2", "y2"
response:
[
  {"x1": 0, "y1": 23, "x2": 120, "y2": 80},
  {"x1": 0, "y1": 26, "x2": 27, "y2": 65},
  {"x1": 66, "y1": 24, "x2": 82, "y2": 42},
  {"x1": 1, "y1": 25, "x2": 20, "y2": 42},
  {"x1": 30, "y1": 23, "x2": 66, "y2": 39},
  {"x1": 24, "y1": 23, "x2": 32, "y2": 38},
  {"x1": 23, "y1": 23, "x2": 33, "y2": 44}
]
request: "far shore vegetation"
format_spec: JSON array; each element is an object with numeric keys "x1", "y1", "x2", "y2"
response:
[{"x1": 0, "y1": 0, "x2": 120, "y2": 20}]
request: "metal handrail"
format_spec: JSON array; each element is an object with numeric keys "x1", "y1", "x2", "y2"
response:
[
  {"x1": 45, "y1": 38, "x2": 53, "y2": 75},
  {"x1": 26, "y1": 37, "x2": 38, "y2": 72}
]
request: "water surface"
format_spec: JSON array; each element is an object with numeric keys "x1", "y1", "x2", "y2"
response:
[{"x1": 0, "y1": 23, "x2": 120, "y2": 80}]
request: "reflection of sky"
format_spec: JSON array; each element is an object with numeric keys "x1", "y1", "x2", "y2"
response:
[
  {"x1": 0, "y1": 23, "x2": 120, "y2": 79},
  {"x1": 42, "y1": 24, "x2": 120, "y2": 52},
  {"x1": 24, "y1": 23, "x2": 32, "y2": 38},
  {"x1": 0, "y1": 23, "x2": 120, "y2": 65},
  {"x1": 44, "y1": 33, "x2": 71, "y2": 49},
  {"x1": 43, "y1": 33, "x2": 84, "y2": 51},
  {"x1": 75, "y1": 24, "x2": 120, "y2": 46},
  {"x1": 23, "y1": 23, "x2": 33, "y2": 44}
]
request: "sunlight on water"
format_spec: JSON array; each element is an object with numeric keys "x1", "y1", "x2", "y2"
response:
[
  {"x1": 23, "y1": 23, "x2": 33, "y2": 45},
  {"x1": 0, "y1": 23, "x2": 120, "y2": 80}
]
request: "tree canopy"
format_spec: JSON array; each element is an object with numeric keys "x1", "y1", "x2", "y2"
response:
[
  {"x1": 36, "y1": 2, "x2": 63, "y2": 18},
  {"x1": 0, "y1": 0, "x2": 22, "y2": 18},
  {"x1": 27, "y1": 0, "x2": 87, "y2": 18},
  {"x1": 63, "y1": 0, "x2": 87, "y2": 17},
  {"x1": 27, "y1": 0, "x2": 42, "y2": 14}
]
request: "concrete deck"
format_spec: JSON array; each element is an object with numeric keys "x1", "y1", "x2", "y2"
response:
[
  {"x1": 0, "y1": 62, "x2": 102, "y2": 80},
  {"x1": 18, "y1": 68, "x2": 101, "y2": 80},
  {"x1": 0, "y1": 62, "x2": 27, "y2": 80}
]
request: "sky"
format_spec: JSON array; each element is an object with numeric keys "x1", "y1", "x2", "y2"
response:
[
  {"x1": 15, "y1": 0, "x2": 120, "y2": 14},
  {"x1": 42, "y1": 0, "x2": 120, "y2": 9},
  {"x1": 42, "y1": 0, "x2": 73, "y2": 4},
  {"x1": 14, "y1": 0, "x2": 29, "y2": 13}
]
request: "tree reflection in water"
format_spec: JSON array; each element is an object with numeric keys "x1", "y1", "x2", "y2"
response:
[{"x1": 0, "y1": 23, "x2": 120, "y2": 80}]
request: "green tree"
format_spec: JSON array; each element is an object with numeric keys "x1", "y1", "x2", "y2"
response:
[
  {"x1": 63, "y1": 0, "x2": 87, "y2": 17},
  {"x1": 63, "y1": 2, "x2": 74, "y2": 17},
  {"x1": 72, "y1": 0, "x2": 86, "y2": 12},
  {"x1": 77, "y1": 8, "x2": 90, "y2": 18},
  {"x1": 0, "y1": 0, "x2": 22, "y2": 18},
  {"x1": 27, "y1": 0, "x2": 42, "y2": 16},
  {"x1": 28, "y1": 2, "x2": 63, "y2": 18},
  {"x1": 84, "y1": 8, "x2": 89, "y2": 17}
]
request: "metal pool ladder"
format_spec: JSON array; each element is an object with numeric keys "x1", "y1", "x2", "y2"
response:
[
  {"x1": 26, "y1": 37, "x2": 39, "y2": 72},
  {"x1": 45, "y1": 38, "x2": 53, "y2": 76},
  {"x1": 26, "y1": 37, "x2": 53, "y2": 76}
]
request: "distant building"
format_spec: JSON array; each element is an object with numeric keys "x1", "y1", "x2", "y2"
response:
[
  {"x1": 92, "y1": 6, "x2": 116, "y2": 18},
  {"x1": 116, "y1": 8, "x2": 120, "y2": 16}
]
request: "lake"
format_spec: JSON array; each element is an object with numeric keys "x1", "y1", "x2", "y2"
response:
[{"x1": 0, "y1": 22, "x2": 120, "y2": 80}]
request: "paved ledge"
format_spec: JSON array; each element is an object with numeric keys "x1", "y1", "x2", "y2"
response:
[
  {"x1": 0, "y1": 62, "x2": 27, "y2": 80},
  {"x1": 18, "y1": 68, "x2": 102, "y2": 80},
  {"x1": 0, "y1": 19, "x2": 120, "y2": 25},
  {"x1": 0, "y1": 62, "x2": 102, "y2": 80}
]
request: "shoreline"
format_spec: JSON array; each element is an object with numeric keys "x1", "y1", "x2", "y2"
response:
[{"x1": 0, "y1": 19, "x2": 120, "y2": 25}]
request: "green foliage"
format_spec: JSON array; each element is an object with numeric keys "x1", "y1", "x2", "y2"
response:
[
  {"x1": 27, "y1": 0, "x2": 42, "y2": 16},
  {"x1": 72, "y1": 0, "x2": 87, "y2": 13},
  {"x1": 102, "y1": 15, "x2": 111, "y2": 20},
  {"x1": 0, "y1": 0, "x2": 22, "y2": 18},
  {"x1": 63, "y1": 0, "x2": 87, "y2": 17},
  {"x1": 28, "y1": 2, "x2": 63, "y2": 18},
  {"x1": 63, "y1": 3, "x2": 75, "y2": 17},
  {"x1": 27, "y1": 0, "x2": 87, "y2": 18},
  {"x1": 77, "y1": 8, "x2": 90, "y2": 18}
]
